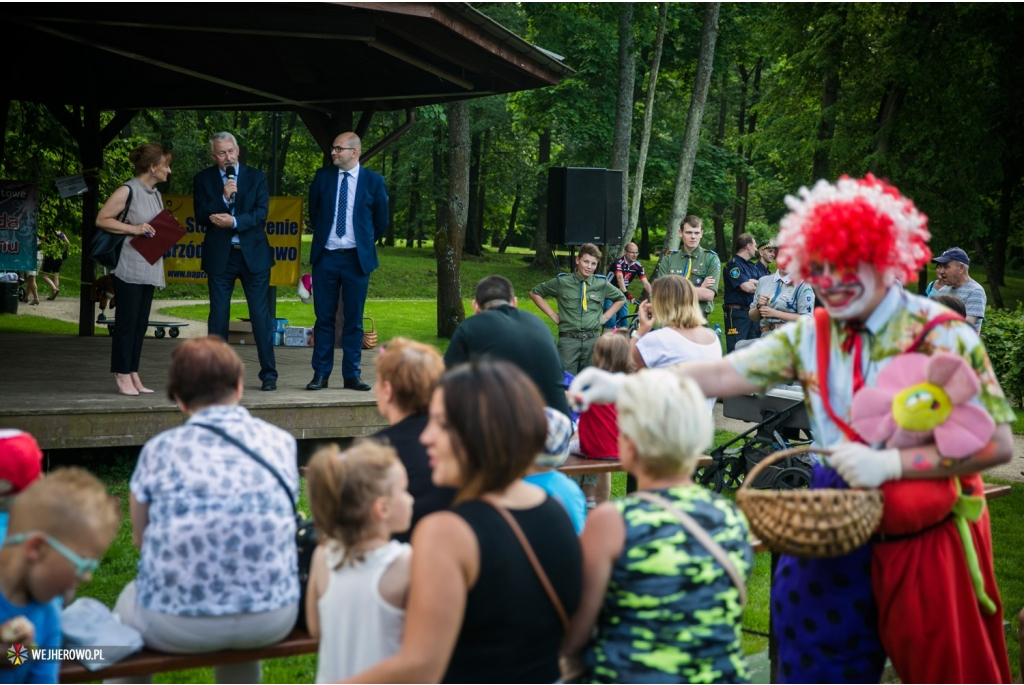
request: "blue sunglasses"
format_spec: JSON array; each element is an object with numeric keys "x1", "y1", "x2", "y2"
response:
[{"x1": 4, "y1": 532, "x2": 100, "y2": 580}]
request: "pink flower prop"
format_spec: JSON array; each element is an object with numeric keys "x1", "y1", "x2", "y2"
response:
[{"x1": 850, "y1": 352, "x2": 994, "y2": 458}]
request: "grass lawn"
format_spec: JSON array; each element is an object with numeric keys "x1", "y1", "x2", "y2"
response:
[{"x1": 0, "y1": 312, "x2": 106, "y2": 335}]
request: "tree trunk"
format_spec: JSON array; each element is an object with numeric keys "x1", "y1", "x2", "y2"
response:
[
  {"x1": 276, "y1": 112, "x2": 298, "y2": 189},
  {"x1": 733, "y1": 59, "x2": 762, "y2": 239},
  {"x1": 406, "y1": 165, "x2": 419, "y2": 248},
  {"x1": 465, "y1": 130, "x2": 483, "y2": 256},
  {"x1": 639, "y1": 202, "x2": 650, "y2": 260},
  {"x1": 531, "y1": 129, "x2": 555, "y2": 269},
  {"x1": 711, "y1": 70, "x2": 729, "y2": 257},
  {"x1": 498, "y1": 183, "x2": 522, "y2": 253},
  {"x1": 811, "y1": 8, "x2": 844, "y2": 183},
  {"x1": 431, "y1": 125, "x2": 445, "y2": 250},
  {"x1": 476, "y1": 132, "x2": 487, "y2": 251},
  {"x1": 992, "y1": 159, "x2": 1020, "y2": 287},
  {"x1": 608, "y1": 2, "x2": 636, "y2": 258},
  {"x1": 437, "y1": 102, "x2": 469, "y2": 338},
  {"x1": 664, "y1": 2, "x2": 720, "y2": 253},
  {"x1": 385, "y1": 146, "x2": 398, "y2": 246},
  {"x1": 869, "y1": 82, "x2": 906, "y2": 177},
  {"x1": 622, "y1": 2, "x2": 667, "y2": 250},
  {"x1": 0, "y1": 100, "x2": 11, "y2": 172},
  {"x1": 973, "y1": 237, "x2": 1003, "y2": 309}
]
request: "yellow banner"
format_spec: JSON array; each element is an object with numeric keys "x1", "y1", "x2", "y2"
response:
[{"x1": 160, "y1": 195, "x2": 303, "y2": 286}]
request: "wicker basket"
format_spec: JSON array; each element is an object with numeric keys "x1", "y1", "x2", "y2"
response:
[
  {"x1": 362, "y1": 317, "x2": 378, "y2": 350},
  {"x1": 736, "y1": 446, "x2": 884, "y2": 558}
]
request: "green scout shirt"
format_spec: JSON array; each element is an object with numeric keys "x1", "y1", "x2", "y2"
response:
[
  {"x1": 652, "y1": 246, "x2": 721, "y2": 314},
  {"x1": 531, "y1": 272, "x2": 625, "y2": 334}
]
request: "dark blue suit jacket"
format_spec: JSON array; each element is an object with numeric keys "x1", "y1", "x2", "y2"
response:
[
  {"x1": 195, "y1": 164, "x2": 274, "y2": 274},
  {"x1": 308, "y1": 165, "x2": 389, "y2": 275}
]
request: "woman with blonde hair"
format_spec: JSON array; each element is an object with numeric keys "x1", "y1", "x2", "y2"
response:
[
  {"x1": 565, "y1": 369, "x2": 752, "y2": 683},
  {"x1": 631, "y1": 274, "x2": 722, "y2": 412},
  {"x1": 371, "y1": 337, "x2": 454, "y2": 541}
]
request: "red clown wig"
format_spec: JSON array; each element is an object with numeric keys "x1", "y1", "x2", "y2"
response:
[{"x1": 776, "y1": 175, "x2": 931, "y2": 284}]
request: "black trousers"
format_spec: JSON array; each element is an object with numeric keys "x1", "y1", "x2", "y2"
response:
[{"x1": 110, "y1": 275, "x2": 154, "y2": 374}]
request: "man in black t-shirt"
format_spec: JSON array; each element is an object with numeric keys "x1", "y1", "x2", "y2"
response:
[{"x1": 445, "y1": 275, "x2": 572, "y2": 417}]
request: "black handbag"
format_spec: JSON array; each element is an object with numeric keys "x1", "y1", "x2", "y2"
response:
[
  {"x1": 194, "y1": 423, "x2": 316, "y2": 632},
  {"x1": 90, "y1": 183, "x2": 132, "y2": 269}
]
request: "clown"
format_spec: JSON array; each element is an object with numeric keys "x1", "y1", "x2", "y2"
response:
[{"x1": 569, "y1": 175, "x2": 1013, "y2": 683}]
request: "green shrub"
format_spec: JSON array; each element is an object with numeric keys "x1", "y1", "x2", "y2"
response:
[{"x1": 980, "y1": 304, "x2": 1024, "y2": 406}]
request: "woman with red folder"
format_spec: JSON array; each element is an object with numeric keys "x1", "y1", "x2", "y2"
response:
[{"x1": 95, "y1": 142, "x2": 172, "y2": 396}]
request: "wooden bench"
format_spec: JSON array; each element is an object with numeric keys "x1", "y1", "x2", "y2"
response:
[
  {"x1": 59, "y1": 628, "x2": 317, "y2": 683},
  {"x1": 58, "y1": 483, "x2": 1014, "y2": 683},
  {"x1": 558, "y1": 455, "x2": 712, "y2": 476}
]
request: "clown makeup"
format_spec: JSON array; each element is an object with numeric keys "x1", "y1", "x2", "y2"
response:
[{"x1": 807, "y1": 262, "x2": 885, "y2": 320}]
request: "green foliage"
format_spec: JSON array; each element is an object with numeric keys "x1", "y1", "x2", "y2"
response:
[{"x1": 980, "y1": 304, "x2": 1024, "y2": 405}]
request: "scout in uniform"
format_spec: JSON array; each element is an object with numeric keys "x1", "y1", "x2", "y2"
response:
[
  {"x1": 754, "y1": 238, "x2": 776, "y2": 279},
  {"x1": 722, "y1": 232, "x2": 761, "y2": 352},
  {"x1": 749, "y1": 247, "x2": 814, "y2": 333},
  {"x1": 531, "y1": 243, "x2": 626, "y2": 374},
  {"x1": 651, "y1": 215, "x2": 719, "y2": 319}
]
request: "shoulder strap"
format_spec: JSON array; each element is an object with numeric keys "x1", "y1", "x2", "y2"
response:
[
  {"x1": 814, "y1": 307, "x2": 968, "y2": 444},
  {"x1": 192, "y1": 423, "x2": 297, "y2": 515},
  {"x1": 117, "y1": 183, "x2": 134, "y2": 224},
  {"x1": 633, "y1": 491, "x2": 747, "y2": 606},
  {"x1": 481, "y1": 498, "x2": 569, "y2": 634}
]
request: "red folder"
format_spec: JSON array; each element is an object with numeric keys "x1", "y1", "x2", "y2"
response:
[{"x1": 130, "y1": 209, "x2": 187, "y2": 265}]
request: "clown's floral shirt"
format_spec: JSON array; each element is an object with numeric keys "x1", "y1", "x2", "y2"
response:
[{"x1": 728, "y1": 285, "x2": 1014, "y2": 453}]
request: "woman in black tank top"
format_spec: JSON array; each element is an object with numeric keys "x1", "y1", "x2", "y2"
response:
[{"x1": 347, "y1": 361, "x2": 582, "y2": 683}]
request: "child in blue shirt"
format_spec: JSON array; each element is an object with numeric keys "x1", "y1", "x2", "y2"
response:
[
  {"x1": 525, "y1": 408, "x2": 587, "y2": 534},
  {"x1": 0, "y1": 468, "x2": 120, "y2": 684}
]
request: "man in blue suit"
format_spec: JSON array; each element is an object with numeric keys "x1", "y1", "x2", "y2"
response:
[
  {"x1": 194, "y1": 131, "x2": 278, "y2": 391},
  {"x1": 306, "y1": 131, "x2": 389, "y2": 391}
]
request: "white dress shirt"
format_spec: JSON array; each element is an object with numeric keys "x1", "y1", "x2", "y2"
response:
[{"x1": 325, "y1": 163, "x2": 360, "y2": 251}]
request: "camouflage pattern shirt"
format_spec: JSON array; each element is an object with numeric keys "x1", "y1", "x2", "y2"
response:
[{"x1": 585, "y1": 486, "x2": 752, "y2": 684}]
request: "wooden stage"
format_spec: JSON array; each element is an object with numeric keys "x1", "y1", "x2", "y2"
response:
[{"x1": 0, "y1": 334, "x2": 386, "y2": 450}]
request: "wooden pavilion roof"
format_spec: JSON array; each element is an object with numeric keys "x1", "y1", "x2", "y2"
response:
[{"x1": 0, "y1": 2, "x2": 571, "y2": 113}]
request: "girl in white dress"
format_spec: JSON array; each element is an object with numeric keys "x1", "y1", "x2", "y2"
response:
[{"x1": 305, "y1": 440, "x2": 414, "y2": 683}]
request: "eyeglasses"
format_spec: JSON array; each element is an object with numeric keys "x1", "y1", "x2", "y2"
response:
[
  {"x1": 4, "y1": 532, "x2": 100, "y2": 580},
  {"x1": 331, "y1": 146, "x2": 356, "y2": 153}
]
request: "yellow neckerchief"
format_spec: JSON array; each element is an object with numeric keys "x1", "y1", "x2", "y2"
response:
[{"x1": 682, "y1": 247, "x2": 698, "y2": 280}]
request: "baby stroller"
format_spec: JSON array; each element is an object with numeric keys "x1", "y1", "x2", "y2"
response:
[{"x1": 696, "y1": 384, "x2": 815, "y2": 493}]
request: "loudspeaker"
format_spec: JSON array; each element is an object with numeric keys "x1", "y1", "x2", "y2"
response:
[
  {"x1": 547, "y1": 167, "x2": 623, "y2": 246},
  {"x1": 605, "y1": 169, "x2": 623, "y2": 246}
]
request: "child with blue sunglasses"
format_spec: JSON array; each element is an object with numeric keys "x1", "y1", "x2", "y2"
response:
[{"x1": 0, "y1": 468, "x2": 120, "y2": 683}]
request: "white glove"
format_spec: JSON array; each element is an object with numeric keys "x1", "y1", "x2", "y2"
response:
[
  {"x1": 568, "y1": 368, "x2": 626, "y2": 412},
  {"x1": 828, "y1": 442, "x2": 902, "y2": 489}
]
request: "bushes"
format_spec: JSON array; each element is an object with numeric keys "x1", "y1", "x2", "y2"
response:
[{"x1": 980, "y1": 304, "x2": 1024, "y2": 406}]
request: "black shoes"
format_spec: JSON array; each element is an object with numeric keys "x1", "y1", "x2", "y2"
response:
[
  {"x1": 307, "y1": 375, "x2": 370, "y2": 391},
  {"x1": 343, "y1": 376, "x2": 372, "y2": 391},
  {"x1": 262, "y1": 379, "x2": 277, "y2": 391},
  {"x1": 306, "y1": 375, "x2": 329, "y2": 391}
]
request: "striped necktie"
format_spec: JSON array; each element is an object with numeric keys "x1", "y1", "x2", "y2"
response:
[{"x1": 335, "y1": 171, "x2": 349, "y2": 238}]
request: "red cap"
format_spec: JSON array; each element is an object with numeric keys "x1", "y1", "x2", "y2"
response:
[{"x1": 0, "y1": 430, "x2": 43, "y2": 495}]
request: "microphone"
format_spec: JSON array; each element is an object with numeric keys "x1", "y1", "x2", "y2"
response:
[{"x1": 225, "y1": 165, "x2": 237, "y2": 202}]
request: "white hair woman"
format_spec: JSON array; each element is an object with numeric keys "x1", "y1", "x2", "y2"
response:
[{"x1": 564, "y1": 369, "x2": 753, "y2": 683}]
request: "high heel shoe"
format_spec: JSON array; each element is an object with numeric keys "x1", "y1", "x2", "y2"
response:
[
  {"x1": 131, "y1": 372, "x2": 154, "y2": 394},
  {"x1": 116, "y1": 374, "x2": 139, "y2": 396}
]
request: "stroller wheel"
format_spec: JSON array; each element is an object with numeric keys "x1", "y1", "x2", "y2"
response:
[
  {"x1": 720, "y1": 456, "x2": 745, "y2": 490},
  {"x1": 695, "y1": 464, "x2": 724, "y2": 493},
  {"x1": 774, "y1": 466, "x2": 811, "y2": 490}
]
